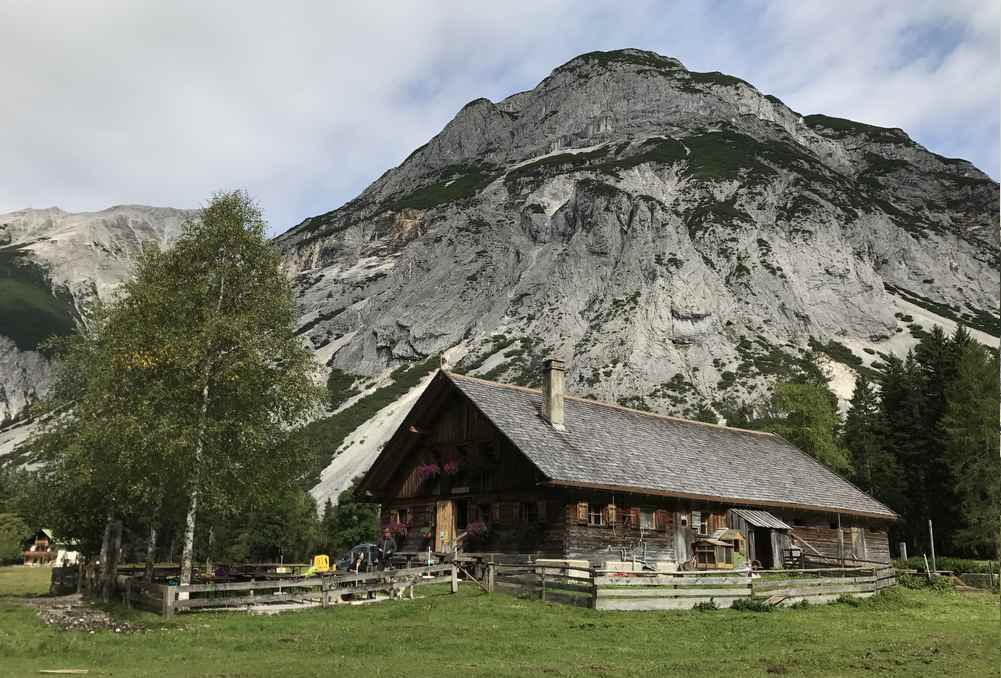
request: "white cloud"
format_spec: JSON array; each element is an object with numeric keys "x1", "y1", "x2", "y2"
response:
[{"x1": 0, "y1": 1, "x2": 996, "y2": 235}]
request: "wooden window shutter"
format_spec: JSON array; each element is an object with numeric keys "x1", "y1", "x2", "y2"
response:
[
  {"x1": 576, "y1": 501, "x2": 588, "y2": 524},
  {"x1": 654, "y1": 509, "x2": 670, "y2": 531},
  {"x1": 606, "y1": 504, "x2": 617, "y2": 525},
  {"x1": 490, "y1": 503, "x2": 501, "y2": 523},
  {"x1": 630, "y1": 507, "x2": 641, "y2": 528}
]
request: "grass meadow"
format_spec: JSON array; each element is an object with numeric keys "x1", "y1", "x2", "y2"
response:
[{"x1": 0, "y1": 566, "x2": 997, "y2": 677}]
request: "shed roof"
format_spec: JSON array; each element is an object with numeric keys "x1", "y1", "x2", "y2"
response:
[
  {"x1": 730, "y1": 509, "x2": 793, "y2": 530},
  {"x1": 444, "y1": 372, "x2": 896, "y2": 520}
]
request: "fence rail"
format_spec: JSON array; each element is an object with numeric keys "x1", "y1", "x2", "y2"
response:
[
  {"x1": 114, "y1": 563, "x2": 457, "y2": 617},
  {"x1": 485, "y1": 562, "x2": 897, "y2": 610},
  {"x1": 95, "y1": 558, "x2": 896, "y2": 615}
]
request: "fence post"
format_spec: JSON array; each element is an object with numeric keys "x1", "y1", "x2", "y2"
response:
[
  {"x1": 540, "y1": 567, "x2": 547, "y2": 602},
  {"x1": 487, "y1": 563, "x2": 495, "y2": 593},
  {"x1": 163, "y1": 585, "x2": 176, "y2": 618},
  {"x1": 928, "y1": 520, "x2": 936, "y2": 574},
  {"x1": 450, "y1": 564, "x2": 459, "y2": 593}
]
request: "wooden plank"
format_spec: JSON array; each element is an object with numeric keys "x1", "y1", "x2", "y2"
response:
[
  {"x1": 175, "y1": 592, "x2": 322, "y2": 610},
  {"x1": 594, "y1": 575, "x2": 749, "y2": 586},
  {"x1": 411, "y1": 575, "x2": 452, "y2": 586},
  {"x1": 596, "y1": 596, "x2": 747, "y2": 611},
  {"x1": 180, "y1": 577, "x2": 327, "y2": 593},
  {"x1": 757, "y1": 582, "x2": 876, "y2": 599},
  {"x1": 778, "y1": 592, "x2": 875, "y2": 607},
  {"x1": 534, "y1": 581, "x2": 593, "y2": 594},
  {"x1": 753, "y1": 576, "x2": 876, "y2": 590},
  {"x1": 596, "y1": 587, "x2": 751, "y2": 599}
]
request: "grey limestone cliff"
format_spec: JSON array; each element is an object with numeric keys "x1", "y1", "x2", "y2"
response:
[{"x1": 276, "y1": 49, "x2": 998, "y2": 421}]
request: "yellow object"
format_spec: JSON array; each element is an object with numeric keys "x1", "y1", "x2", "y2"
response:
[{"x1": 312, "y1": 555, "x2": 330, "y2": 572}]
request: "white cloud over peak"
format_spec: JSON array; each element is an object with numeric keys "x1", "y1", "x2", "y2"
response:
[{"x1": 1, "y1": 1, "x2": 996, "y2": 235}]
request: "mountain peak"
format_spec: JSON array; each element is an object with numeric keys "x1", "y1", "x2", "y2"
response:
[{"x1": 553, "y1": 48, "x2": 687, "y2": 74}]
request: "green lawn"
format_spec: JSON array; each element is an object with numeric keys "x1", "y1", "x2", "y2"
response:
[{"x1": 0, "y1": 566, "x2": 997, "y2": 677}]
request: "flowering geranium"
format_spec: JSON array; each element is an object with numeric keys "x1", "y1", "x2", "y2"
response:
[
  {"x1": 442, "y1": 458, "x2": 460, "y2": 475},
  {"x1": 415, "y1": 463, "x2": 440, "y2": 482},
  {"x1": 386, "y1": 520, "x2": 408, "y2": 537}
]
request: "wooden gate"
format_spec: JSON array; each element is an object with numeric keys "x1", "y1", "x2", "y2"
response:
[{"x1": 435, "y1": 500, "x2": 454, "y2": 553}]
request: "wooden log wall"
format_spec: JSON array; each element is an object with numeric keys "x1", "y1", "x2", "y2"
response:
[{"x1": 563, "y1": 504, "x2": 678, "y2": 565}]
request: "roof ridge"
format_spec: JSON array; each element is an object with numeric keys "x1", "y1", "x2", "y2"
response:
[{"x1": 445, "y1": 370, "x2": 776, "y2": 438}]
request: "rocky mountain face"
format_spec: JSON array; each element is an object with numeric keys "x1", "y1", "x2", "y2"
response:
[
  {"x1": 274, "y1": 49, "x2": 998, "y2": 504},
  {"x1": 278, "y1": 50, "x2": 997, "y2": 403},
  {"x1": 0, "y1": 205, "x2": 193, "y2": 425}
]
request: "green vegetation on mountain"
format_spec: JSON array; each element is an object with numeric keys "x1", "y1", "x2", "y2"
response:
[
  {"x1": 386, "y1": 163, "x2": 498, "y2": 211},
  {"x1": 0, "y1": 247, "x2": 75, "y2": 351}
]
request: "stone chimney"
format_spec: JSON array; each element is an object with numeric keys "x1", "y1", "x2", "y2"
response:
[{"x1": 541, "y1": 358, "x2": 566, "y2": 431}]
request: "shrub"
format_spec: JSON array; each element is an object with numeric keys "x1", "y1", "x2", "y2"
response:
[
  {"x1": 731, "y1": 597, "x2": 773, "y2": 612},
  {"x1": 693, "y1": 599, "x2": 719, "y2": 612},
  {"x1": 789, "y1": 599, "x2": 810, "y2": 609},
  {"x1": 892, "y1": 556, "x2": 994, "y2": 574},
  {"x1": 897, "y1": 573, "x2": 956, "y2": 591}
]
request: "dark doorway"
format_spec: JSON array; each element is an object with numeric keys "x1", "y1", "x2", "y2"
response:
[
  {"x1": 754, "y1": 527, "x2": 774, "y2": 568},
  {"x1": 455, "y1": 500, "x2": 468, "y2": 531}
]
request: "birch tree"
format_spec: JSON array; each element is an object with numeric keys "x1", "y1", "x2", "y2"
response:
[
  {"x1": 31, "y1": 191, "x2": 321, "y2": 591},
  {"x1": 116, "y1": 191, "x2": 322, "y2": 586}
]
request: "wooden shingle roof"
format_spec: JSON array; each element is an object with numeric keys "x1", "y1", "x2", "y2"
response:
[{"x1": 446, "y1": 372, "x2": 897, "y2": 520}]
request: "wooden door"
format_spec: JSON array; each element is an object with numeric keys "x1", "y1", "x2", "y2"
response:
[{"x1": 435, "y1": 500, "x2": 454, "y2": 553}]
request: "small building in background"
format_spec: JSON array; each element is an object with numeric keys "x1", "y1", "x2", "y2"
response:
[{"x1": 22, "y1": 528, "x2": 57, "y2": 566}]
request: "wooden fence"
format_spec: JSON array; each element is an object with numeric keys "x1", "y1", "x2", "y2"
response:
[
  {"x1": 486, "y1": 563, "x2": 897, "y2": 610},
  {"x1": 488, "y1": 563, "x2": 595, "y2": 607},
  {"x1": 116, "y1": 563, "x2": 457, "y2": 617}
]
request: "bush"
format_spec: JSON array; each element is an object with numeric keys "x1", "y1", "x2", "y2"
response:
[
  {"x1": 892, "y1": 556, "x2": 994, "y2": 574},
  {"x1": 789, "y1": 599, "x2": 810, "y2": 609},
  {"x1": 731, "y1": 597, "x2": 773, "y2": 612},
  {"x1": 693, "y1": 599, "x2": 719, "y2": 612},
  {"x1": 897, "y1": 573, "x2": 955, "y2": 591}
]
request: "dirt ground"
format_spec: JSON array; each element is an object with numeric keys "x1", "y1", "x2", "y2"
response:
[{"x1": 26, "y1": 593, "x2": 147, "y2": 634}]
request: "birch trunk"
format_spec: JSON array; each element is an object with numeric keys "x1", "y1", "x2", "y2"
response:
[
  {"x1": 144, "y1": 524, "x2": 158, "y2": 585},
  {"x1": 179, "y1": 267, "x2": 226, "y2": 589},
  {"x1": 98, "y1": 509, "x2": 114, "y2": 600}
]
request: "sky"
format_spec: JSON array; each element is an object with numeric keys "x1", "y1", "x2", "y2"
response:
[{"x1": 1, "y1": 1, "x2": 997, "y2": 237}]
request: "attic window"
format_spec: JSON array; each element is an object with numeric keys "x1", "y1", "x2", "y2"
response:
[{"x1": 588, "y1": 505, "x2": 604, "y2": 527}]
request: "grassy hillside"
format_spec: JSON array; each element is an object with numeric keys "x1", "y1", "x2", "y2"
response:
[
  {"x1": 0, "y1": 246, "x2": 76, "y2": 351},
  {"x1": 0, "y1": 566, "x2": 997, "y2": 677}
]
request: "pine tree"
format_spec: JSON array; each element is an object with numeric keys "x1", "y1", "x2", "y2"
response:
[
  {"x1": 940, "y1": 343, "x2": 1000, "y2": 556},
  {"x1": 877, "y1": 352, "x2": 926, "y2": 547},
  {"x1": 320, "y1": 498, "x2": 337, "y2": 554},
  {"x1": 842, "y1": 373, "x2": 905, "y2": 513},
  {"x1": 844, "y1": 374, "x2": 881, "y2": 491}
]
